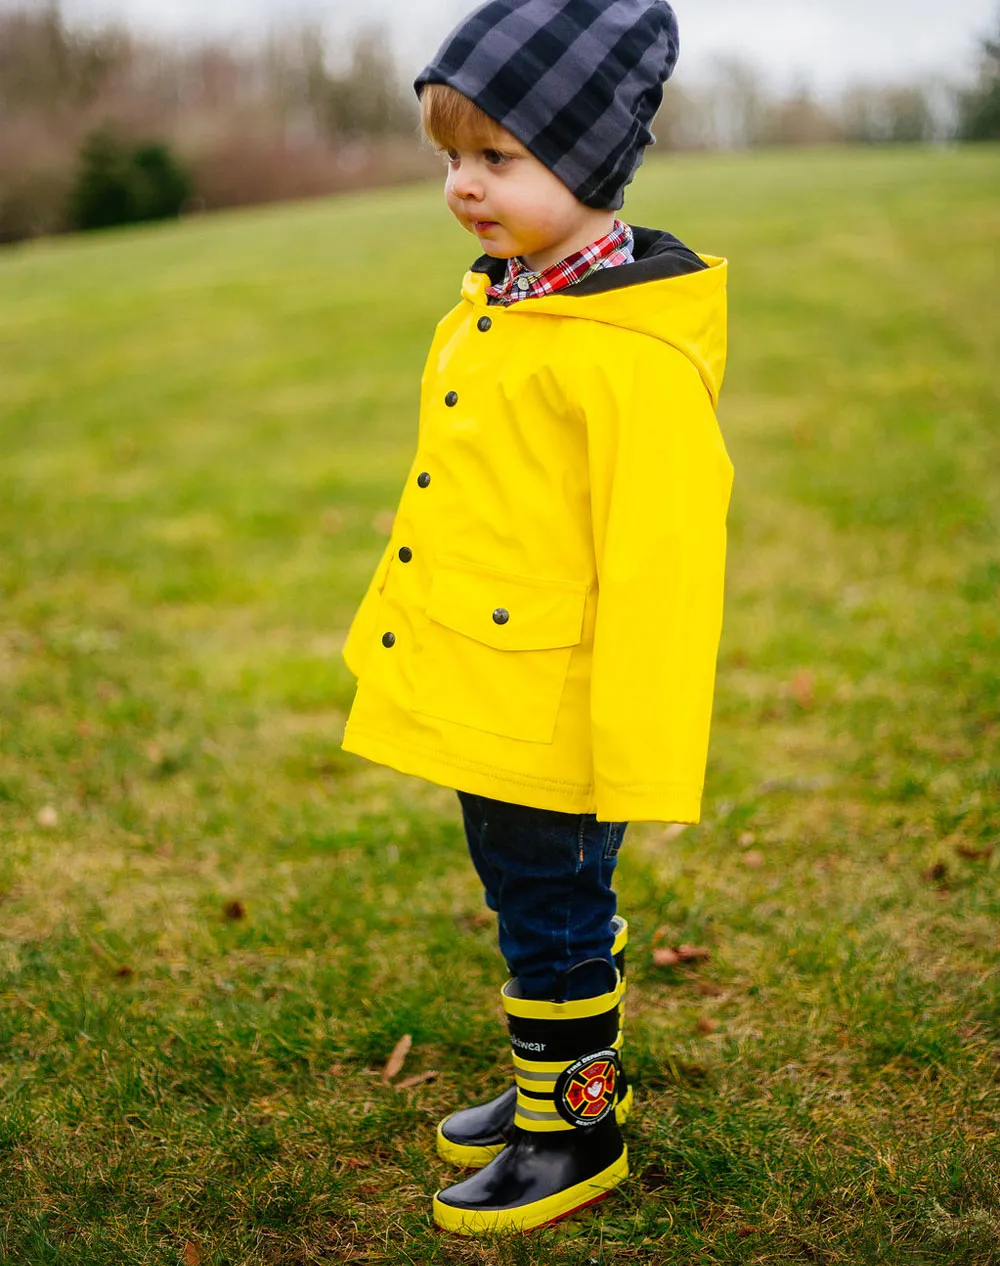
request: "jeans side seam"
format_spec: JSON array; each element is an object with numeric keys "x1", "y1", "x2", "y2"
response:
[{"x1": 563, "y1": 815, "x2": 588, "y2": 977}]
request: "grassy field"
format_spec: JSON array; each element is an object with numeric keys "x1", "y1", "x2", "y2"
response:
[{"x1": 1, "y1": 145, "x2": 998, "y2": 1265}]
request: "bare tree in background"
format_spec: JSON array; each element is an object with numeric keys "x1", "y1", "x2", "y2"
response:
[
  {"x1": 841, "y1": 84, "x2": 936, "y2": 143},
  {"x1": 654, "y1": 58, "x2": 767, "y2": 149},
  {"x1": 0, "y1": 0, "x2": 134, "y2": 116}
]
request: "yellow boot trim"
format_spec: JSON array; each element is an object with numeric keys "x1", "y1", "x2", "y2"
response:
[
  {"x1": 513, "y1": 1111, "x2": 575, "y2": 1132},
  {"x1": 514, "y1": 1068, "x2": 559, "y2": 1094},
  {"x1": 512, "y1": 1054, "x2": 569, "y2": 1094},
  {"x1": 432, "y1": 1147, "x2": 629, "y2": 1236},
  {"x1": 611, "y1": 918, "x2": 628, "y2": 959},
  {"x1": 435, "y1": 1117, "x2": 505, "y2": 1169},
  {"x1": 513, "y1": 1085, "x2": 574, "y2": 1133},
  {"x1": 512, "y1": 1052, "x2": 572, "y2": 1076},
  {"x1": 614, "y1": 1082, "x2": 634, "y2": 1125},
  {"x1": 501, "y1": 976, "x2": 623, "y2": 1021}
]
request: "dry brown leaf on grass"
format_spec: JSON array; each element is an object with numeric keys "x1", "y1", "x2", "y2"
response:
[
  {"x1": 91, "y1": 939, "x2": 133, "y2": 978},
  {"x1": 395, "y1": 1070, "x2": 438, "y2": 1090},
  {"x1": 183, "y1": 1243, "x2": 202, "y2": 1266},
  {"x1": 741, "y1": 850, "x2": 765, "y2": 869},
  {"x1": 652, "y1": 944, "x2": 711, "y2": 968},
  {"x1": 381, "y1": 1033, "x2": 412, "y2": 1084},
  {"x1": 923, "y1": 861, "x2": 949, "y2": 884},
  {"x1": 956, "y1": 844, "x2": 994, "y2": 861},
  {"x1": 790, "y1": 669, "x2": 815, "y2": 709},
  {"x1": 223, "y1": 900, "x2": 245, "y2": 920},
  {"x1": 696, "y1": 1016, "x2": 719, "y2": 1035}
]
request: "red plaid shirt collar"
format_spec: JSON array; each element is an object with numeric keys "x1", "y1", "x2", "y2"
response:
[{"x1": 485, "y1": 219, "x2": 634, "y2": 306}]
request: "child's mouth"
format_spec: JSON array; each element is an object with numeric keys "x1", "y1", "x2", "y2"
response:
[{"x1": 474, "y1": 221, "x2": 499, "y2": 233}]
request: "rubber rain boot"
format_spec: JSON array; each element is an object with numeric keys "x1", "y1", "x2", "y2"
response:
[
  {"x1": 436, "y1": 916, "x2": 632, "y2": 1167},
  {"x1": 432, "y1": 966, "x2": 628, "y2": 1235}
]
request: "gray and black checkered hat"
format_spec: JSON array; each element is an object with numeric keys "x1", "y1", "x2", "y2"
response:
[{"x1": 414, "y1": 0, "x2": 679, "y2": 210}]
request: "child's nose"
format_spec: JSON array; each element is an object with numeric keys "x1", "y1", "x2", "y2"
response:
[{"x1": 450, "y1": 167, "x2": 484, "y2": 201}]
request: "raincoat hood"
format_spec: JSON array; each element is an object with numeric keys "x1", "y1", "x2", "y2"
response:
[{"x1": 462, "y1": 225, "x2": 728, "y2": 406}]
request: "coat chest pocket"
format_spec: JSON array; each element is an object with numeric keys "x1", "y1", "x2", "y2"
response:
[{"x1": 412, "y1": 559, "x2": 587, "y2": 744}]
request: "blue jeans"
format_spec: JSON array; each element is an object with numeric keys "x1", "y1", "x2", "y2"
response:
[{"x1": 457, "y1": 791, "x2": 628, "y2": 1002}]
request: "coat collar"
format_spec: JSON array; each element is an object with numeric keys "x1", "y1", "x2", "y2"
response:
[{"x1": 469, "y1": 225, "x2": 706, "y2": 299}]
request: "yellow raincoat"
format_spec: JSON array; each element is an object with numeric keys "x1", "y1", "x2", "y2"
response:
[{"x1": 341, "y1": 229, "x2": 732, "y2": 823}]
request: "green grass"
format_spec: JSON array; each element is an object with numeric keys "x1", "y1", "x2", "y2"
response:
[{"x1": 1, "y1": 145, "x2": 998, "y2": 1265}]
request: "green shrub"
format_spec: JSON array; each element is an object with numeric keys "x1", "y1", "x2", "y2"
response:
[
  {"x1": 958, "y1": 20, "x2": 1000, "y2": 140},
  {"x1": 959, "y1": 81, "x2": 1000, "y2": 140},
  {"x1": 68, "y1": 129, "x2": 193, "y2": 232}
]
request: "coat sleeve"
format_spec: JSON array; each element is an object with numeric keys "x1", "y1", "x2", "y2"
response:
[{"x1": 582, "y1": 340, "x2": 734, "y2": 824}]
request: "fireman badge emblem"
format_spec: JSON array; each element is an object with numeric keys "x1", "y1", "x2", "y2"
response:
[{"x1": 555, "y1": 1049, "x2": 620, "y2": 1127}]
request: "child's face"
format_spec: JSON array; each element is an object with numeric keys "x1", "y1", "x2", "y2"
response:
[{"x1": 440, "y1": 124, "x2": 612, "y2": 273}]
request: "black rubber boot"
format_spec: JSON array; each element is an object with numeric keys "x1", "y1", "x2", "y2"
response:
[
  {"x1": 432, "y1": 967, "x2": 628, "y2": 1235},
  {"x1": 436, "y1": 916, "x2": 631, "y2": 1168}
]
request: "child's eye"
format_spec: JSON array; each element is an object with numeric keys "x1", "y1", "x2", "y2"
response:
[{"x1": 437, "y1": 146, "x2": 511, "y2": 167}]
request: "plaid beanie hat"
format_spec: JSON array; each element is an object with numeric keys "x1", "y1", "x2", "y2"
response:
[{"x1": 413, "y1": 0, "x2": 680, "y2": 210}]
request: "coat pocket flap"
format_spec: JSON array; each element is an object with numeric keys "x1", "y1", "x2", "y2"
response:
[{"x1": 426, "y1": 560, "x2": 587, "y2": 652}]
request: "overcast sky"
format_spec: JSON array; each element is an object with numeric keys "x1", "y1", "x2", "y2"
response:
[{"x1": 59, "y1": 0, "x2": 998, "y2": 91}]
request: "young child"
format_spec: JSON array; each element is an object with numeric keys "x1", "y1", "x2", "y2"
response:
[{"x1": 340, "y1": 0, "x2": 732, "y2": 1237}]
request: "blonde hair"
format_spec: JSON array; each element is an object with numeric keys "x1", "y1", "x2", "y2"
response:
[{"x1": 419, "y1": 82, "x2": 512, "y2": 151}]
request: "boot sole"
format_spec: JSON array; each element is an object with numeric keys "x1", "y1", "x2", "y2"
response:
[
  {"x1": 432, "y1": 1147, "x2": 628, "y2": 1236},
  {"x1": 436, "y1": 1083, "x2": 634, "y2": 1168}
]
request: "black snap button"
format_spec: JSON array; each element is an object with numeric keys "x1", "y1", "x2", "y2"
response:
[
  {"x1": 492, "y1": 608, "x2": 510, "y2": 625},
  {"x1": 445, "y1": 391, "x2": 459, "y2": 407},
  {"x1": 417, "y1": 472, "x2": 431, "y2": 488},
  {"x1": 381, "y1": 632, "x2": 396, "y2": 648},
  {"x1": 398, "y1": 546, "x2": 412, "y2": 563},
  {"x1": 477, "y1": 316, "x2": 492, "y2": 333}
]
